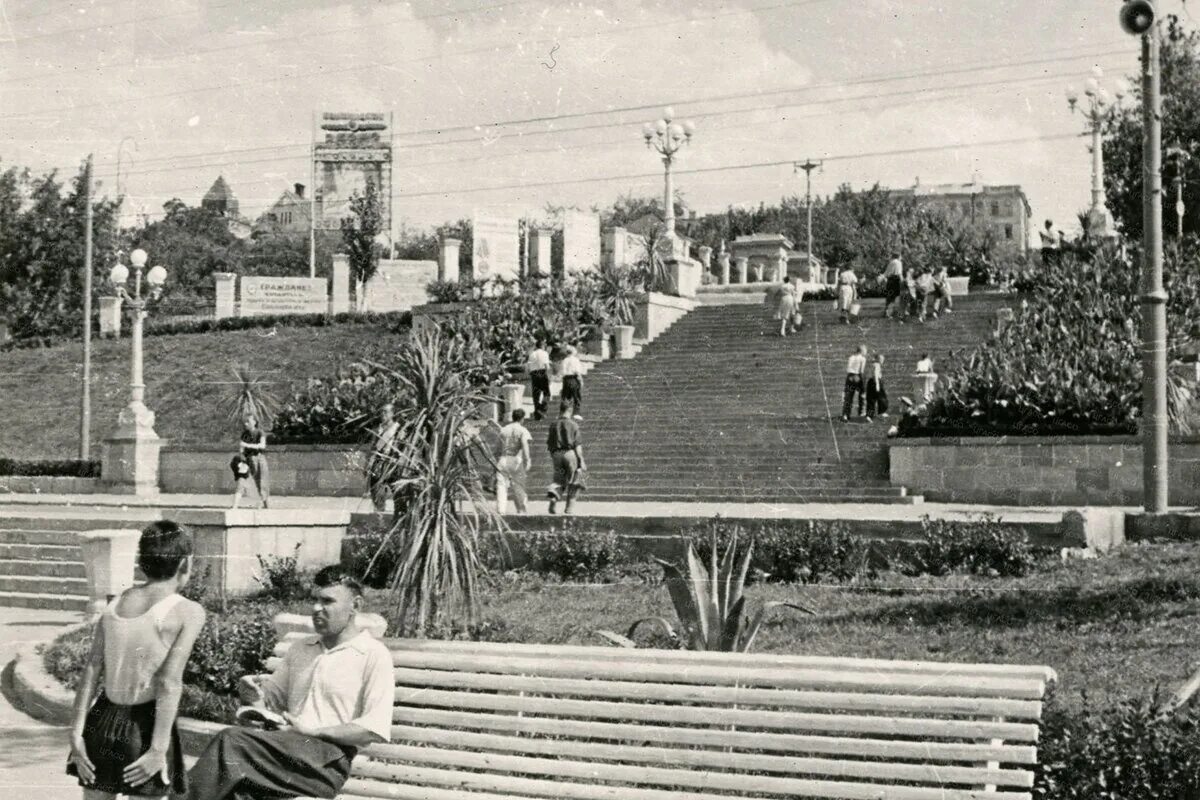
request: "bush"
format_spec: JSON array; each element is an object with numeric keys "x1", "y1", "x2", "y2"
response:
[
  {"x1": 343, "y1": 519, "x2": 400, "y2": 590},
  {"x1": 925, "y1": 245, "x2": 1200, "y2": 436},
  {"x1": 0, "y1": 458, "x2": 99, "y2": 477},
  {"x1": 253, "y1": 545, "x2": 310, "y2": 602},
  {"x1": 686, "y1": 519, "x2": 877, "y2": 584},
  {"x1": 272, "y1": 359, "x2": 404, "y2": 442},
  {"x1": 1035, "y1": 694, "x2": 1200, "y2": 799},
  {"x1": 518, "y1": 521, "x2": 633, "y2": 583},
  {"x1": 903, "y1": 514, "x2": 1038, "y2": 578}
]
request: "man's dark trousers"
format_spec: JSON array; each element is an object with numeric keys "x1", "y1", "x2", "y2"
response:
[
  {"x1": 186, "y1": 727, "x2": 354, "y2": 800},
  {"x1": 530, "y1": 369, "x2": 550, "y2": 418},
  {"x1": 842, "y1": 374, "x2": 864, "y2": 419}
]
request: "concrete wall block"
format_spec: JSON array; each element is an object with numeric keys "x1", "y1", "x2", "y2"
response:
[
  {"x1": 1085, "y1": 444, "x2": 1128, "y2": 468},
  {"x1": 1050, "y1": 445, "x2": 1088, "y2": 469},
  {"x1": 1075, "y1": 467, "x2": 1111, "y2": 495},
  {"x1": 1016, "y1": 488, "x2": 1054, "y2": 506},
  {"x1": 1061, "y1": 508, "x2": 1126, "y2": 552},
  {"x1": 982, "y1": 448, "x2": 1021, "y2": 466},
  {"x1": 951, "y1": 448, "x2": 986, "y2": 467},
  {"x1": 1111, "y1": 465, "x2": 1142, "y2": 492},
  {"x1": 1017, "y1": 444, "x2": 1053, "y2": 466}
]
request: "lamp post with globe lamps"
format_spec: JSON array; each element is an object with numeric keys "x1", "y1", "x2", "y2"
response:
[
  {"x1": 101, "y1": 249, "x2": 167, "y2": 496},
  {"x1": 642, "y1": 108, "x2": 695, "y2": 247},
  {"x1": 1065, "y1": 67, "x2": 1127, "y2": 240}
]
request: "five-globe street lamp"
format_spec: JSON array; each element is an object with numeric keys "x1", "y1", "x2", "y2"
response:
[
  {"x1": 108, "y1": 248, "x2": 167, "y2": 433},
  {"x1": 642, "y1": 107, "x2": 695, "y2": 242},
  {"x1": 1065, "y1": 66, "x2": 1128, "y2": 239}
]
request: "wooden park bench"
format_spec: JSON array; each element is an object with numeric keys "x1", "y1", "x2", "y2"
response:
[{"x1": 263, "y1": 633, "x2": 1056, "y2": 800}]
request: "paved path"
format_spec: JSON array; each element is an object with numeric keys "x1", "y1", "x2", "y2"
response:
[
  {"x1": 0, "y1": 490, "x2": 1129, "y2": 524},
  {"x1": 0, "y1": 606, "x2": 84, "y2": 799}
]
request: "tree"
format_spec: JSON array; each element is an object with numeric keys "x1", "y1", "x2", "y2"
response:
[
  {"x1": 1102, "y1": 15, "x2": 1200, "y2": 239},
  {"x1": 129, "y1": 199, "x2": 244, "y2": 304},
  {"x1": 0, "y1": 162, "x2": 121, "y2": 339},
  {"x1": 340, "y1": 181, "x2": 384, "y2": 309}
]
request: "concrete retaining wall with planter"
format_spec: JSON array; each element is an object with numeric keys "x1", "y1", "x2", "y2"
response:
[
  {"x1": 634, "y1": 291, "x2": 695, "y2": 343},
  {"x1": 173, "y1": 508, "x2": 350, "y2": 597},
  {"x1": 0, "y1": 475, "x2": 97, "y2": 495},
  {"x1": 9, "y1": 623, "x2": 86, "y2": 725},
  {"x1": 161, "y1": 444, "x2": 366, "y2": 496},
  {"x1": 890, "y1": 436, "x2": 1200, "y2": 506}
]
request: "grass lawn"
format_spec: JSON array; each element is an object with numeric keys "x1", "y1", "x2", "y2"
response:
[
  {"x1": 337, "y1": 540, "x2": 1200, "y2": 712},
  {"x1": 0, "y1": 323, "x2": 408, "y2": 458}
]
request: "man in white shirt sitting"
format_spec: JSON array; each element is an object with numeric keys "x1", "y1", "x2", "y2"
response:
[
  {"x1": 495, "y1": 409, "x2": 533, "y2": 514},
  {"x1": 185, "y1": 566, "x2": 395, "y2": 800},
  {"x1": 840, "y1": 345, "x2": 868, "y2": 421},
  {"x1": 526, "y1": 339, "x2": 551, "y2": 420}
]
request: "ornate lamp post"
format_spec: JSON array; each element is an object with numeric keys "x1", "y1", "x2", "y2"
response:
[
  {"x1": 101, "y1": 248, "x2": 168, "y2": 496},
  {"x1": 642, "y1": 107, "x2": 695, "y2": 248},
  {"x1": 1065, "y1": 67, "x2": 1128, "y2": 240}
]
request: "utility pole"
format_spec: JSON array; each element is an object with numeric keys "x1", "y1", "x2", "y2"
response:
[
  {"x1": 309, "y1": 113, "x2": 317, "y2": 278},
  {"x1": 1139, "y1": 8, "x2": 1169, "y2": 514},
  {"x1": 80, "y1": 154, "x2": 94, "y2": 460},
  {"x1": 795, "y1": 159, "x2": 822, "y2": 281}
]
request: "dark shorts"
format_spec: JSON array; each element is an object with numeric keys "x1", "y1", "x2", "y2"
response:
[
  {"x1": 67, "y1": 692, "x2": 187, "y2": 796},
  {"x1": 885, "y1": 275, "x2": 903, "y2": 301}
]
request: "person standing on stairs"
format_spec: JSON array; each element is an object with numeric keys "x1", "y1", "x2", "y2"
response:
[
  {"x1": 865, "y1": 354, "x2": 889, "y2": 422},
  {"x1": 560, "y1": 344, "x2": 584, "y2": 417},
  {"x1": 495, "y1": 409, "x2": 532, "y2": 515},
  {"x1": 837, "y1": 266, "x2": 858, "y2": 324},
  {"x1": 547, "y1": 402, "x2": 586, "y2": 515},
  {"x1": 527, "y1": 339, "x2": 551, "y2": 421},
  {"x1": 774, "y1": 277, "x2": 798, "y2": 336},
  {"x1": 841, "y1": 344, "x2": 868, "y2": 422}
]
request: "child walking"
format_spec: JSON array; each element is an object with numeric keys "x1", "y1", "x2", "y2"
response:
[{"x1": 67, "y1": 521, "x2": 207, "y2": 800}]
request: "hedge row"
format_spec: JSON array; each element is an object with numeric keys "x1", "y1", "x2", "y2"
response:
[{"x1": 0, "y1": 459, "x2": 100, "y2": 477}]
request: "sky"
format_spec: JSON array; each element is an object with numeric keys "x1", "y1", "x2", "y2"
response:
[{"x1": 0, "y1": 0, "x2": 1192, "y2": 246}]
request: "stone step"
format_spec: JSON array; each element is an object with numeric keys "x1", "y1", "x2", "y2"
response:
[
  {"x1": 565, "y1": 490, "x2": 920, "y2": 504},
  {"x1": 0, "y1": 542, "x2": 83, "y2": 562},
  {"x1": 0, "y1": 574, "x2": 88, "y2": 596},
  {"x1": 0, "y1": 558, "x2": 87, "y2": 578},
  {"x1": 0, "y1": 590, "x2": 88, "y2": 611}
]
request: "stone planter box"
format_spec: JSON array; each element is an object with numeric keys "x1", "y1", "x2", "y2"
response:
[
  {"x1": 889, "y1": 435, "x2": 1200, "y2": 506},
  {"x1": 948, "y1": 276, "x2": 970, "y2": 296},
  {"x1": 161, "y1": 443, "x2": 366, "y2": 496},
  {"x1": 0, "y1": 475, "x2": 98, "y2": 495},
  {"x1": 613, "y1": 325, "x2": 635, "y2": 359},
  {"x1": 633, "y1": 292, "x2": 696, "y2": 344},
  {"x1": 411, "y1": 300, "x2": 471, "y2": 335}
]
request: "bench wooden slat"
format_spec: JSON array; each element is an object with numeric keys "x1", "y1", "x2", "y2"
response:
[
  {"x1": 381, "y1": 724, "x2": 1035, "y2": 788},
  {"x1": 373, "y1": 637, "x2": 1057, "y2": 684},
  {"x1": 352, "y1": 759, "x2": 1033, "y2": 800},
  {"x1": 392, "y1": 666, "x2": 1044, "y2": 719},
  {"x1": 394, "y1": 706, "x2": 1039, "y2": 764},
  {"x1": 339, "y1": 780, "x2": 528, "y2": 800},
  {"x1": 395, "y1": 687, "x2": 1040, "y2": 742},
  {"x1": 387, "y1": 651, "x2": 1048, "y2": 699}
]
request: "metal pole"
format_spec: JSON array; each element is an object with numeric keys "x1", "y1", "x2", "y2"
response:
[
  {"x1": 663, "y1": 155, "x2": 675, "y2": 237},
  {"x1": 1174, "y1": 173, "x2": 1184, "y2": 239},
  {"x1": 80, "y1": 155, "x2": 94, "y2": 460},
  {"x1": 309, "y1": 113, "x2": 317, "y2": 278},
  {"x1": 1140, "y1": 20, "x2": 1169, "y2": 513}
]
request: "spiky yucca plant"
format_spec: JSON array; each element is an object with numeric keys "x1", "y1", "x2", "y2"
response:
[
  {"x1": 599, "y1": 527, "x2": 815, "y2": 652},
  {"x1": 223, "y1": 362, "x2": 280, "y2": 428},
  {"x1": 362, "y1": 327, "x2": 503, "y2": 635}
]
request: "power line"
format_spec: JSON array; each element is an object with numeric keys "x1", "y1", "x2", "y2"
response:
[
  {"x1": 93, "y1": 45, "x2": 1132, "y2": 183},
  {"x1": 1, "y1": 0, "x2": 243, "y2": 44},
  {"x1": 0, "y1": 0, "x2": 838, "y2": 120}
]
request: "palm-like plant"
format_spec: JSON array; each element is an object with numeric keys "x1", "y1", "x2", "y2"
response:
[
  {"x1": 223, "y1": 362, "x2": 280, "y2": 428},
  {"x1": 599, "y1": 527, "x2": 815, "y2": 652},
  {"x1": 362, "y1": 327, "x2": 503, "y2": 635}
]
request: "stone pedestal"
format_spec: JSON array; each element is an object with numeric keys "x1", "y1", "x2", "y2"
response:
[
  {"x1": 79, "y1": 529, "x2": 141, "y2": 621},
  {"x1": 734, "y1": 257, "x2": 748, "y2": 284},
  {"x1": 533, "y1": 228, "x2": 553, "y2": 277},
  {"x1": 613, "y1": 325, "x2": 635, "y2": 359},
  {"x1": 912, "y1": 372, "x2": 938, "y2": 407},
  {"x1": 213, "y1": 272, "x2": 236, "y2": 319},
  {"x1": 752, "y1": 262, "x2": 764, "y2": 282},
  {"x1": 718, "y1": 253, "x2": 731, "y2": 285},
  {"x1": 440, "y1": 237, "x2": 461, "y2": 283},
  {"x1": 666, "y1": 257, "x2": 701, "y2": 299},
  {"x1": 99, "y1": 296, "x2": 123, "y2": 338},
  {"x1": 697, "y1": 246, "x2": 713, "y2": 276},
  {"x1": 101, "y1": 402, "x2": 165, "y2": 496},
  {"x1": 771, "y1": 256, "x2": 787, "y2": 283},
  {"x1": 603, "y1": 227, "x2": 627, "y2": 270},
  {"x1": 330, "y1": 256, "x2": 350, "y2": 314},
  {"x1": 500, "y1": 383, "x2": 525, "y2": 418}
]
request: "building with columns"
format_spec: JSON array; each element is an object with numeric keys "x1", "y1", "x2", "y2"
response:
[{"x1": 888, "y1": 181, "x2": 1032, "y2": 256}]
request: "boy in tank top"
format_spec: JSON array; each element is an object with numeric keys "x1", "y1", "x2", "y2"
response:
[{"x1": 67, "y1": 521, "x2": 207, "y2": 799}]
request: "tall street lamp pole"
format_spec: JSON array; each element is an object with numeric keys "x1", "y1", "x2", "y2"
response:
[
  {"x1": 642, "y1": 107, "x2": 695, "y2": 243},
  {"x1": 1065, "y1": 67, "x2": 1127, "y2": 240},
  {"x1": 104, "y1": 249, "x2": 168, "y2": 496},
  {"x1": 1120, "y1": 0, "x2": 1168, "y2": 513},
  {"x1": 795, "y1": 159, "x2": 822, "y2": 283}
]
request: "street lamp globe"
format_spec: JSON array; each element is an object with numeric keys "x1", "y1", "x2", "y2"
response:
[
  {"x1": 668, "y1": 123, "x2": 684, "y2": 141},
  {"x1": 109, "y1": 263, "x2": 129, "y2": 285},
  {"x1": 642, "y1": 123, "x2": 655, "y2": 141},
  {"x1": 146, "y1": 265, "x2": 167, "y2": 288},
  {"x1": 1114, "y1": 78, "x2": 1130, "y2": 99},
  {"x1": 662, "y1": 106, "x2": 675, "y2": 122},
  {"x1": 130, "y1": 248, "x2": 148, "y2": 268},
  {"x1": 1085, "y1": 77, "x2": 1100, "y2": 96},
  {"x1": 1091, "y1": 65, "x2": 1105, "y2": 80},
  {"x1": 654, "y1": 119, "x2": 667, "y2": 136},
  {"x1": 682, "y1": 120, "x2": 696, "y2": 138}
]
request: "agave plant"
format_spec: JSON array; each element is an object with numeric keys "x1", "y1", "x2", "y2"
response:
[
  {"x1": 598, "y1": 527, "x2": 815, "y2": 652},
  {"x1": 361, "y1": 326, "x2": 503, "y2": 635},
  {"x1": 222, "y1": 362, "x2": 280, "y2": 429}
]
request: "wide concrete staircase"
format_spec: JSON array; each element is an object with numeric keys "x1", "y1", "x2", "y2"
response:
[
  {"x1": 0, "y1": 509, "x2": 159, "y2": 610},
  {"x1": 517, "y1": 293, "x2": 1009, "y2": 504}
]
